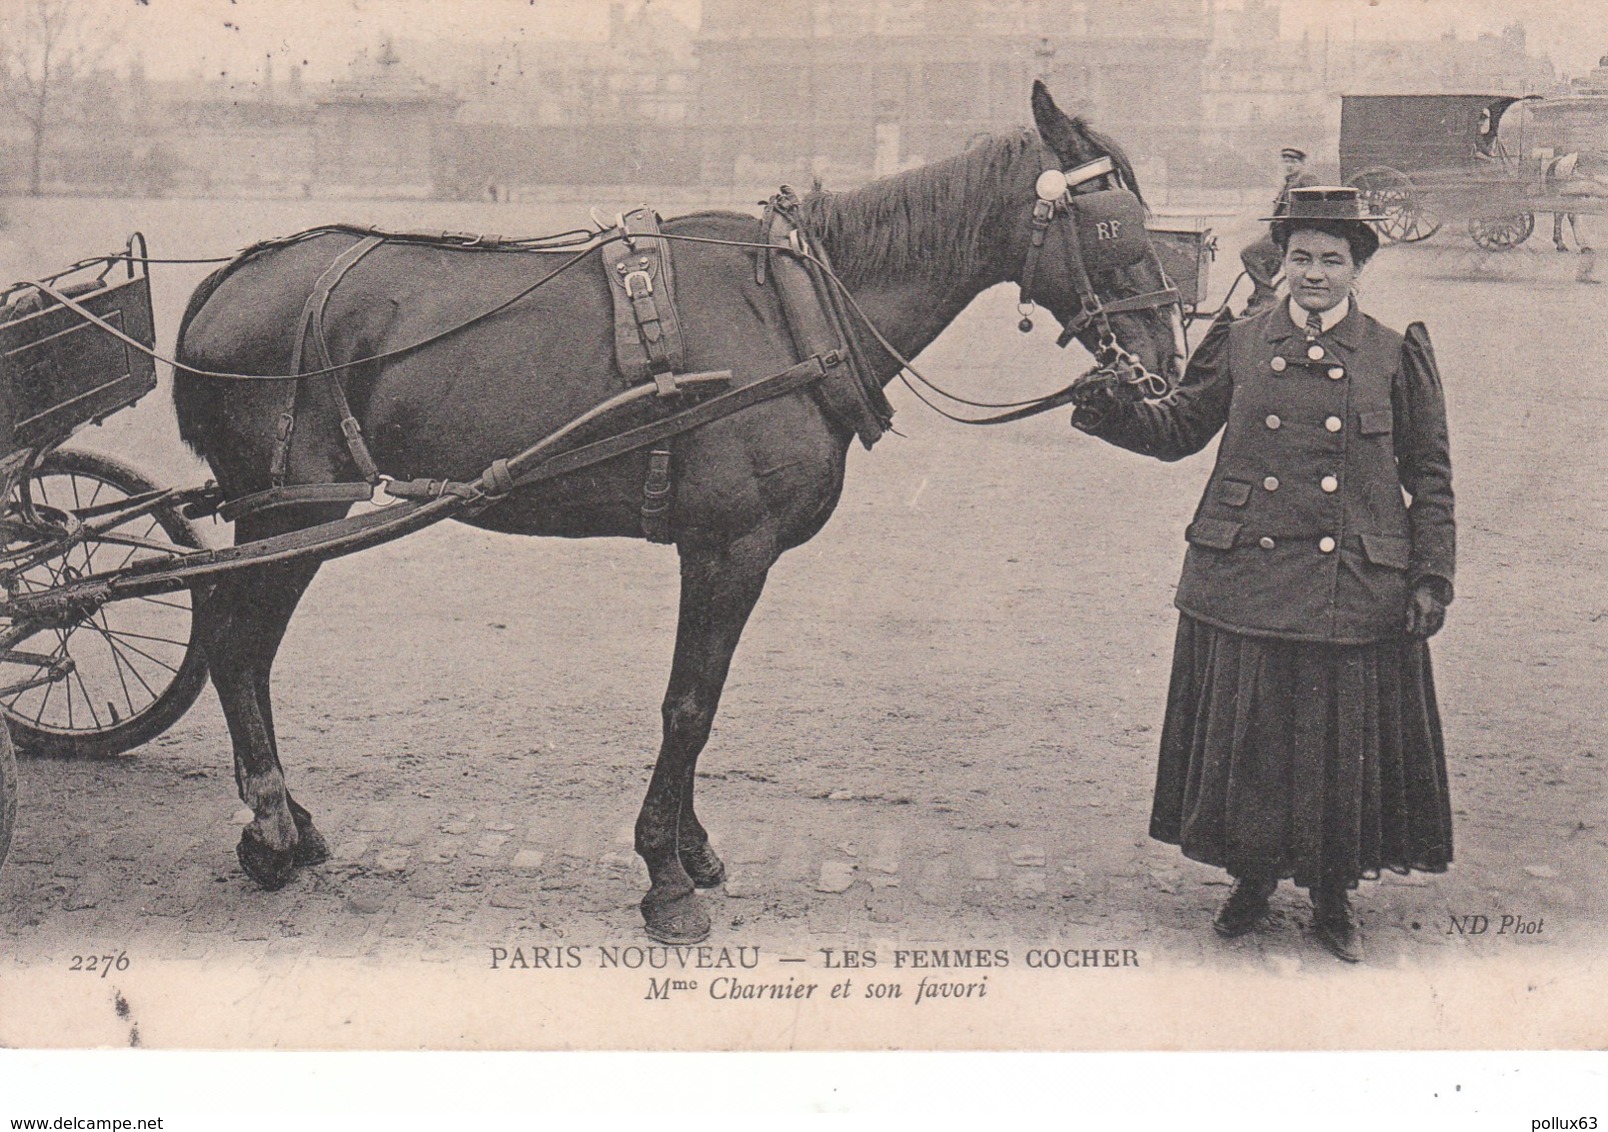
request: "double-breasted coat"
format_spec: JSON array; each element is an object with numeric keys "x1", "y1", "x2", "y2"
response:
[{"x1": 1075, "y1": 303, "x2": 1456, "y2": 886}]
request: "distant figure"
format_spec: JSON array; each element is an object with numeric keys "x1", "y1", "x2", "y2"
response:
[
  {"x1": 1544, "y1": 151, "x2": 1604, "y2": 255},
  {"x1": 1473, "y1": 107, "x2": 1500, "y2": 161},
  {"x1": 1241, "y1": 147, "x2": 1320, "y2": 315}
]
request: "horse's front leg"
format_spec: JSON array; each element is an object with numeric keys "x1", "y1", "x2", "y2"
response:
[{"x1": 636, "y1": 529, "x2": 775, "y2": 943}]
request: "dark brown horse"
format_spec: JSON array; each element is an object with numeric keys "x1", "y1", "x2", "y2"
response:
[{"x1": 172, "y1": 84, "x2": 1182, "y2": 943}]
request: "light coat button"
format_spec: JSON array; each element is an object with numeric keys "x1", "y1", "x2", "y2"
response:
[
  {"x1": 1265, "y1": 414, "x2": 1281, "y2": 430},
  {"x1": 1271, "y1": 356, "x2": 1287, "y2": 373},
  {"x1": 1327, "y1": 366, "x2": 1345, "y2": 380},
  {"x1": 1318, "y1": 536, "x2": 1337, "y2": 553},
  {"x1": 1307, "y1": 344, "x2": 1325, "y2": 361},
  {"x1": 1325, "y1": 416, "x2": 1342, "y2": 432},
  {"x1": 1263, "y1": 476, "x2": 1280, "y2": 491},
  {"x1": 1321, "y1": 475, "x2": 1339, "y2": 493},
  {"x1": 1259, "y1": 536, "x2": 1276, "y2": 550}
]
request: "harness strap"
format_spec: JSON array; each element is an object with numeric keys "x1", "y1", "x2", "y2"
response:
[
  {"x1": 601, "y1": 208, "x2": 687, "y2": 384},
  {"x1": 640, "y1": 447, "x2": 674, "y2": 543},
  {"x1": 219, "y1": 481, "x2": 374, "y2": 523},
  {"x1": 276, "y1": 235, "x2": 386, "y2": 487}
]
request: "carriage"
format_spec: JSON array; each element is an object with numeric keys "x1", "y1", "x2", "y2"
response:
[{"x1": 1341, "y1": 92, "x2": 1608, "y2": 252}]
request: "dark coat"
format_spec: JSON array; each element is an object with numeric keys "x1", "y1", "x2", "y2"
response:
[
  {"x1": 1273, "y1": 168, "x2": 1322, "y2": 215},
  {"x1": 1075, "y1": 304, "x2": 1455, "y2": 643}
]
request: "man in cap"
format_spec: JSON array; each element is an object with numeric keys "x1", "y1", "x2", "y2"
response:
[{"x1": 1240, "y1": 147, "x2": 1321, "y2": 314}]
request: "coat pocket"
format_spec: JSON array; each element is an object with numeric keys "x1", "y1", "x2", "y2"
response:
[
  {"x1": 1215, "y1": 479, "x2": 1253, "y2": 507},
  {"x1": 1359, "y1": 532, "x2": 1411, "y2": 570},
  {"x1": 1359, "y1": 409, "x2": 1393, "y2": 436},
  {"x1": 1186, "y1": 517, "x2": 1241, "y2": 550}
]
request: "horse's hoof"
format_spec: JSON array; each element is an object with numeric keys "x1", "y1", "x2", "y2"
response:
[
  {"x1": 288, "y1": 803, "x2": 330, "y2": 866},
  {"x1": 237, "y1": 830, "x2": 296, "y2": 891},
  {"x1": 641, "y1": 891, "x2": 710, "y2": 944},
  {"x1": 680, "y1": 842, "x2": 727, "y2": 889},
  {"x1": 292, "y1": 825, "x2": 330, "y2": 867}
]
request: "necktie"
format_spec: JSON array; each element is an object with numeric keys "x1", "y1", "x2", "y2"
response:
[{"x1": 1304, "y1": 309, "x2": 1324, "y2": 340}]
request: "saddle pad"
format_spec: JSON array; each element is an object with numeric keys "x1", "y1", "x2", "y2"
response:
[{"x1": 600, "y1": 208, "x2": 687, "y2": 382}]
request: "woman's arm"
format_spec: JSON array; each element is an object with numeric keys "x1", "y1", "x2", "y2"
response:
[
  {"x1": 1071, "y1": 309, "x2": 1235, "y2": 461},
  {"x1": 1394, "y1": 322, "x2": 1456, "y2": 610}
]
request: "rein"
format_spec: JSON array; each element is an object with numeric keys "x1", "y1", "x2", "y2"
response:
[{"x1": 22, "y1": 157, "x2": 1183, "y2": 420}]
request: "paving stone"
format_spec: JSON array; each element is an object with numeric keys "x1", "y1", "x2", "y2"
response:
[
  {"x1": 867, "y1": 874, "x2": 901, "y2": 891},
  {"x1": 353, "y1": 808, "x2": 392, "y2": 834},
  {"x1": 440, "y1": 818, "x2": 474, "y2": 836},
  {"x1": 868, "y1": 837, "x2": 901, "y2": 875},
  {"x1": 867, "y1": 890, "x2": 905, "y2": 924},
  {"x1": 915, "y1": 861, "x2": 953, "y2": 905},
  {"x1": 346, "y1": 882, "x2": 390, "y2": 915},
  {"x1": 485, "y1": 821, "x2": 515, "y2": 833},
  {"x1": 424, "y1": 840, "x2": 460, "y2": 863},
  {"x1": 815, "y1": 860, "x2": 857, "y2": 893},
  {"x1": 406, "y1": 870, "x2": 447, "y2": 899},
  {"x1": 389, "y1": 829, "x2": 425, "y2": 847},
  {"x1": 1010, "y1": 846, "x2": 1046, "y2": 868},
  {"x1": 488, "y1": 886, "x2": 531, "y2": 910},
  {"x1": 375, "y1": 850, "x2": 411, "y2": 873},
  {"x1": 1523, "y1": 864, "x2": 1559, "y2": 879},
  {"x1": 1012, "y1": 874, "x2": 1048, "y2": 899},
  {"x1": 334, "y1": 838, "x2": 371, "y2": 861},
  {"x1": 510, "y1": 849, "x2": 546, "y2": 870},
  {"x1": 726, "y1": 836, "x2": 772, "y2": 866},
  {"x1": 470, "y1": 833, "x2": 509, "y2": 858},
  {"x1": 965, "y1": 853, "x2": 999, "y2": 881}
]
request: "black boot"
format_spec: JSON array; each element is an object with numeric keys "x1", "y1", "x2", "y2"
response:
[
  {"x1": 1213, "y1": 874, "x2": 1278, "y2": 938},
  {"x1": 1312, "y1": 883, "x2": 1364, "y2": 963}
]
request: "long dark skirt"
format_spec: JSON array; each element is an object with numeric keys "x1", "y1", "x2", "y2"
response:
[{"x1": 1150, "y1": 614, "x2": 1453, "y2": 889}]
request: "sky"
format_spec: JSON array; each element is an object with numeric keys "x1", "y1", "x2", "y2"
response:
[{"x1": 86, "y1": 0, "x2": 1608, "y2": 84}]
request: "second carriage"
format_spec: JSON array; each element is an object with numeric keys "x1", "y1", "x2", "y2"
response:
[{"x1": 1341, "y1": 92, "x2": 1608, "y2": 252}]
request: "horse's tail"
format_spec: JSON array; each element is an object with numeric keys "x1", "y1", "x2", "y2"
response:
[{"x1": 171, "y1": 262, "x2": 239, "y2": 461}]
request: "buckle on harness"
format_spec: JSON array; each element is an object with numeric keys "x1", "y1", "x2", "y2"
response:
[{"x1": 623, "y1": 270, "x2": 653, "y2": 299}]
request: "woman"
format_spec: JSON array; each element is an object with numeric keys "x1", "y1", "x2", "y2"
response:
[{"x1": 1073, "y1": 187, "x2": 1455, "y2": 963}]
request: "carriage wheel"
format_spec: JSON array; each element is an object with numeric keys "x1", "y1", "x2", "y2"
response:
[
  {"x1": 1348, "y1": 167, "x2": 1442, "y2": 244},
  {"x1": 1468, "y1": 213, "x2": 1535, "y2": 251},
  {"x1": 1, "y1": 448, "x2": 210, "y2": 759},
  {"x1": 0, "y1": 722, "x2": 15, "y2": 875}
]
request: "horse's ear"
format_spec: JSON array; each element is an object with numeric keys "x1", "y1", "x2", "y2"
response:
[{"x1": 1031, "y1": 80, "x2": 1082, "y2": 160}]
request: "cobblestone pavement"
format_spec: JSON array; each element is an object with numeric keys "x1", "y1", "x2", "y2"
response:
[{"x1": 1, "y1": 202, "x2": 1604, "y2": 983}]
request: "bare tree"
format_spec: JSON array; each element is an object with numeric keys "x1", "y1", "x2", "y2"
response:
[{"x1": 0, "y1": 0, "x2": 110, "y2": 196}]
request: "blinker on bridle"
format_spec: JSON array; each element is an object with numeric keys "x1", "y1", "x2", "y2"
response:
[{"x1": 1016, "y1": 153, "x2": 1182, "y2": 401}]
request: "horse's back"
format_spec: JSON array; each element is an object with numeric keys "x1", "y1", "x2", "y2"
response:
[{"x1": 172, "y1": 215, "x2": 848, "y2": 545}]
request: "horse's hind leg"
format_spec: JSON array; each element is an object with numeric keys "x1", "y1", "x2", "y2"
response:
[
  {"x1": 198, "y1": 509, "x2": 336, "y2": 889},
  {"x1": 636, "y1": 530, "x2": 776, "y2": 943}
]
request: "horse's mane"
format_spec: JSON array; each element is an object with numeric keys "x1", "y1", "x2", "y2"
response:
[
  {"x1": 799, "y1": 123, "x2": 1145, "y2": 289},
  {"x1": 799, "y1": 131, "x2": 1039, "y2": 289}
]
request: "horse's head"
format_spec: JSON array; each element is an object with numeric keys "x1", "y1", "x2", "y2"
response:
[{"x1": 1016, "y1": 81, "x2": 1185, "y2": 398}]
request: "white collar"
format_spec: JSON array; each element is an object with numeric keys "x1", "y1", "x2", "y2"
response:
[{"x1": 1288, "y1": 295, "x2": 1350, "y2": 334}]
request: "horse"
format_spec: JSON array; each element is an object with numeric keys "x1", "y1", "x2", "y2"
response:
[
  {"x1": 171, "y1": 82, "x2": 1184, "y2": 944},
  {"x1": 1545, "y1": 151, "x2": 1605, "y2": 253}
]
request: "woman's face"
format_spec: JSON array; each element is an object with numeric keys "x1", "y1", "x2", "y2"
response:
[{"x1": 1283, "y1": 230, "x2": 1359, "y2": 314}]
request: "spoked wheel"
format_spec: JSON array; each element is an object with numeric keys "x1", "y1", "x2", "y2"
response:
[
  {"x1": 1348, "y1": 166, "x2": 1441, "y2": 244},
  {"x1": 0, "y1": 722, "x2": 15, "y2": 875},
  {"x1": 1468, "y1": 212, "x2": 1535, "y2": 250},
  {"x1": 1, "y1": 448, "x2": 209, "y2": 759}
]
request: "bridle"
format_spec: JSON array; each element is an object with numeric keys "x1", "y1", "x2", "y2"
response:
[{"x1": 1016, "y1": 152, "x2": 1184, "y2": 402}]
